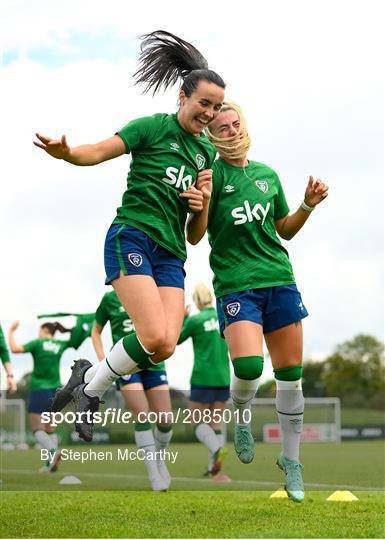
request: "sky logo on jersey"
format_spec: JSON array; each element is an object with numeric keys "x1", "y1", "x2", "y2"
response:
[
  {"x1": 204, "y1": 318, "x2": 219, "y2": 332},
  {"x1": 163, "y1": 165, "x2": 193, "y2": 190},
  {"x1": 123, "y1": 319, "x2": 134, "y2": 332},
  {"x1": 256, "y1": 180, "x2": 268, "y2": 193},
  {"x1": 226, "y1": 302, "x2": 241, "y2": 317},
  {"x1": 170, "y1": 142, "x2": 180, "y2": 151},
  {"x1": 43, "y1": 341, "x2": 60, "y2": 354},
  {"x1": 224, "y1": 185, "x2": 235, "y2": 193},
  {"x1": 128, "y1": 253, "x2": 143, "y2": 267},
  {"x1": 195, "y1": 154, "x2": 205, "y2": 170},
  {"x1": 231, "y1": 201, "x2": 271, "y2": 226}
]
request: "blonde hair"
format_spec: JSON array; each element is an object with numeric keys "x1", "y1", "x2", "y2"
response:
[
  {"x1": 206, "y1": 100, "x2": 251, "y2": 160},
  {"x1": 193, "y1": 282, "x2": 213, "y2": 310}
]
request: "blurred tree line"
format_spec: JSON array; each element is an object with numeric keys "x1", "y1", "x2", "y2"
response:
[{"x1": 258, "y1": 334, "x2": 385, "y2": 409}]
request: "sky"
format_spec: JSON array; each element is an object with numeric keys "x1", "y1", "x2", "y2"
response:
[{"x1": 1, "y1": 0, "x2": 384, "y2": 391}]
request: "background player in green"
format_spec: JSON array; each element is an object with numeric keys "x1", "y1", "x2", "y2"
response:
[
  {"x1": 188, "y1": 101, "x2": 329, "y2": 502},
  {"x1": 8, "y1": 319, "x2": 81, "y2": 473},
  {"x1": 178, "y1": 283, "x2": 230, "y2": 478},
  {"x1": 1, "y1": 322, "x2": 17, "y2": 394},
  {"x1": 34, "y1": 31, "x2": 226, "y2": 442},
  {"x1": 91, "y1": 289, "x2": 173, "y2": 491}
]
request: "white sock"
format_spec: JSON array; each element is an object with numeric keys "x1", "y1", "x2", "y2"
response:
[
  {"x1": 34, "y1": 430, "x2": 55, "y2": 452},
  {"x1": 134, "y1": 429, "x2": 162, "y2": 482},
  {"x1": 84, "y1": 363, "x2": 99, "y2": 384},
  {"x1": 275, "y1": 379, "x2": 304, "y2": 462},
  {"x1": 216, "y1": 430, "x2": 225, "y2": 448},
  {"x1": 208, "y1": 451, "x2": 215, "y2": 471},
  {"x1": 208, "y1": 431, "x2": 224, "y2": 471},
  {"x1": 47, "y1": 432, "x2": 58, "y2": 451},
  {"x1": 85, "y1": 340, "x2": 141, "y2": 398},
  {"x1": 195, "y1": 423, "x2": 220, "y2": 454},
  {"x1": 153, "y1": 425, "x2": 172, "y2": 452},
  {"x1": 231, "y1": 375, "x2": 261, "y2": 426}
]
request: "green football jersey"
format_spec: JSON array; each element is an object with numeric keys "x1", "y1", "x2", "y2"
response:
[
  {"x1": 208, "y1": 158, "x2": 296, "y2": 297},
  {"x1": 0, "y1": 323, "x2": 10, "y2": 364},
  {"x1": 114, "y1": 113, "x2": 217, "y2": 261},
  {"x1": 95, "y1": 290, "x2": 165, "y2": 372},
  {"x1": 22, "y1": 338, "x2": 70, "y2": 390},
  {"x1": 67, "y1": 313, "x2": 95, "y2": 349},
  {"x1": 178, "y1": 307, "x2": 230, "y2": 387}
]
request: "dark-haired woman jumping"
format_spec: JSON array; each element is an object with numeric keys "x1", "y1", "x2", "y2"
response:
[
  {"x1": 34, "y1": 31, "x2": 225, "y2": 446},
  {"x1": 8, "y1": 320, "x2": 77, "y2": 473}
]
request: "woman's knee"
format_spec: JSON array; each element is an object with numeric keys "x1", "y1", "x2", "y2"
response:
[
  {"x1": 155, "y1": 340, "x2": 177, "y2": 361},
  {"x1": 141, "y1": 331, "x2": 167, "y2": 354}
]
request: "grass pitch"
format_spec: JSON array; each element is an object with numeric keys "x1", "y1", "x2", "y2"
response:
[{"x1": 1, "y1": 441, "x2": 384, "y2": 538}]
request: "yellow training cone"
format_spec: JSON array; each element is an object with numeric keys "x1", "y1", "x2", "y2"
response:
[
  {"x1": 270, "y1": 488, "x2": 289, "y2": 498},
  {"x1": 327, "y1": 490, "x2": 359, "y2": 501}
]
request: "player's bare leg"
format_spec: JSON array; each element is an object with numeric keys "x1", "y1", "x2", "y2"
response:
[
  {"x1": 224, "y1": 321, "x2": 264, "y2": 464},
  {"x1": 265, "y1": 322, "x2": 305, "y2": 502},
  {"x1": 71, "y1": 276, "x2": 184, "y2": 442},
  {"x1": 122, "y1": 383, "x2": 168, "y2": 491}
]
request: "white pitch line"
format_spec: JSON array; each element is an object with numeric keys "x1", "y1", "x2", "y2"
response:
[{"x1": 2, "y1": 468, "x2": 384, "y2": 491}]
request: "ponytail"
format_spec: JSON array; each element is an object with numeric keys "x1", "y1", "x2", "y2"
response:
[
  {"x1": 134, "y1": 30, "x2": 225, "y2": 95},
  {"x1": 41, "y1": 322, "x2": 70, "y2": 336}
]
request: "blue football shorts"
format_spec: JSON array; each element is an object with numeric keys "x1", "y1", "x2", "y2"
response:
[
  {"x1": 115, "y1": 369, "x2": 168, "y2": 391},
  {"x1": 217, "y1": 284, "x2": 308, "y2": 335},
  {"x1": 28, "y1": 388, "x2": 58, "y2": 414},
  {"x1": 104, "y1": 223, "x2": 185, "y2": 289},
  {"x1": 190, "y1": 384, "x2": 230, "y2": 403}
]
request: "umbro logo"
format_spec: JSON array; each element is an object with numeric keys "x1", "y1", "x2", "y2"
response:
[
  {"x1": 224, "y1": 185, "x2": 235, "y2": 193},
  {"x1": 170, "y1": 142, "x2": 180, "y2": 151}
]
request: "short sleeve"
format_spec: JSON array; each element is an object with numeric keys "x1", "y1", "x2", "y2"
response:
[
  {"x1": 117, "y1": 115, "x2": 161, "y2": 154},
  {"x1": 274, "y1": 173, "x2": 290, "y2": 220},
  {"x1": 208, "y1": 161, "x2": 221, "y2": 222},
  {"x1": 178, "y1": 316, "x2": 196, "y2": 344},
  {"x1": 95, "y1": 295, "x2": 110, "y2": 327},
  {"x1": 23, "y1": 340, "x2": 38, "y2": 354},
  {"x1": 0, "y1": 325, "x2": 10, "y2": 363}
]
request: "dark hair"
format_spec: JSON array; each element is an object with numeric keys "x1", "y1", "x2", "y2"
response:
[
  {"x1": 41, "y1": 322, "x2": 70, "y2": 336},
  {"x1": 134, "y1": 30, "x2": 225, "y2": 96}
]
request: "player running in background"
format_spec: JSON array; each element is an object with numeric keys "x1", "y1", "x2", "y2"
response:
[
  {"x1": 92, "y1": 289, "x2": 172, "y2": 491},
  {"x1": 178, "y1": 283, "x2": 230, "y2": 478},
  {"x1": 1, "y1": 322, "x2": 17, "y2": 394},
  {"x1": 35, "y1": 31, "x2": 225, "y2": 442},
  {"x1": 8, "y1": 320, "x2": 82, "y2": 473},
  {"x1": 37, "y1": 312, "x2": 95, "y2": 350},
  {"x1": 187, "y1": 101, "x2": 329, "y2": 502}
]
